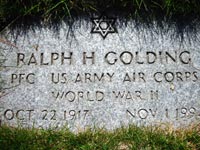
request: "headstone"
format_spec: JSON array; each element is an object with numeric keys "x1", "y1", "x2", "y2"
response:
[{"x1": 0, "y1": 18, "x2": 200, "y2": 131}]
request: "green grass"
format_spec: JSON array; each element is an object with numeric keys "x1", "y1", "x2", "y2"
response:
[
  {"x1": 0, "y1": 124, "x2": 200, "y2": 150},
  {"x1": 0, "y1": 0, "x2": 200, "y2": 32}
]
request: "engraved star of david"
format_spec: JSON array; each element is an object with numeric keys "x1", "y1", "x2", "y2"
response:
[{"x1": 91, "y1": 15, "x2": 117, "y2": 39}]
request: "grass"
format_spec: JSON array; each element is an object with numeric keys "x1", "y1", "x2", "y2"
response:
[
  {"x1": 0, "y1": 124, "x2": 200, "y2": 150},
  {"x1": 0, "y1": 0, "x2": 200, "y2": 33}
]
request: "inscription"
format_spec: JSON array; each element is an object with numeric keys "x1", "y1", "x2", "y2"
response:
[
  {"x1": 153, "y1": 71, "x2": 198, "y2": 82},
  {"x1": 0, "y1": 109, "x2": 34, "y2": 121},
  {"x1": 1, "y1": 107, "x2": 199, "y2": 126},
  {"x1": 127, "y1": 107, "x2": 200, "y2": 120},
  {"x1": 174, "y1": 107, "x2": 199, "y2": 120},
  {"x1": 41, "y1": 110, "x2": 56, "y2": 120},
  {"x1": 16, "y1": 51, "x2": 191, "y2": 66},
  {"x1": 10, "y1": 71, "x2": 198, "y2": 86},
  {"x1": 51, "y1": 72, "x2": 114, "y2": 84},
  {"x1": 1, "y1": 29, "x2": 199, "y2": 131},
  {"x1": 105, "y1": 51, "x2": 191, "y2": 65},
  {"x1": 113, "y1": 90, "x2": 159, "y2": 101},
  {"x1": 123, "y1": 72, "x2": 146, "y2": 82},
  {"x1": 63, "y1": 110, "x2": 90, "y2": 120},
  {"x1": 0, "y1": 109, "x2": 91, "y2": 122},
  {"x1": 127, "y1": 109, "x2": 157, "y2": 119},
  {"x1": 52, "y1": 91, "x2": 104, "y2": 101},
  {"x1": 11, "y1": 73, "x2": 35, "y2": 84}
]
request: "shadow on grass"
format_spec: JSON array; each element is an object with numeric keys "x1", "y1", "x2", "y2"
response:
[{"x1": 0, "y1": 124, "x2": 199, "y2": 150}]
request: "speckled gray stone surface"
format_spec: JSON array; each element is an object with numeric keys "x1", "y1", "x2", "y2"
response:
[{"x1": 0, "y1": 20, "x2": 200, "y2": 131}]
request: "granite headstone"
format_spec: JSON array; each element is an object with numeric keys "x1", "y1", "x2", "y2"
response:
[{"x1": 0, "y1": 18, "x2": 200, "y2": 131}]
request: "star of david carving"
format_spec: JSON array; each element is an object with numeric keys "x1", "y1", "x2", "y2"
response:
[{"x1": 91, "y1": 15, "x2": 117, "y2": 39}]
